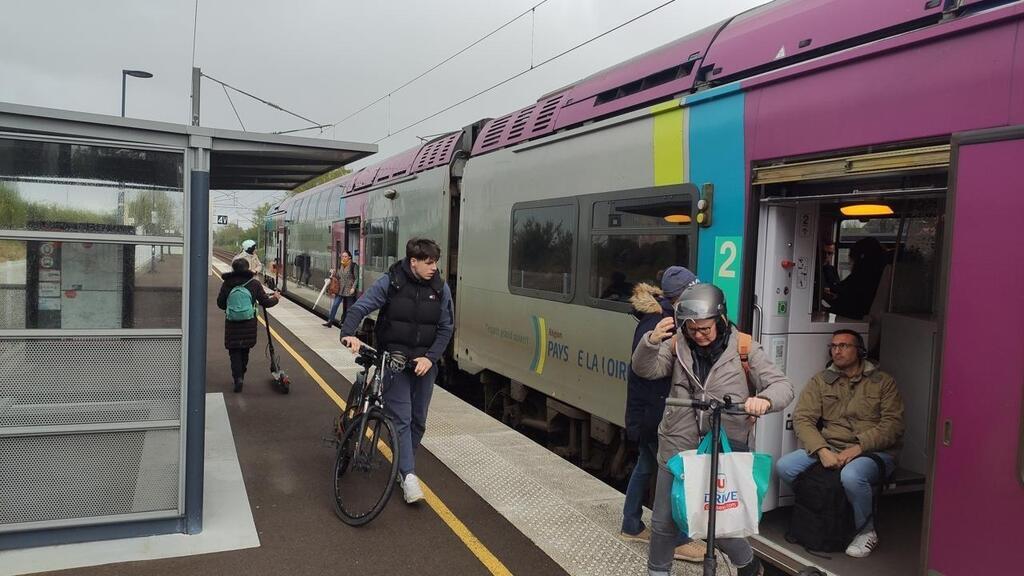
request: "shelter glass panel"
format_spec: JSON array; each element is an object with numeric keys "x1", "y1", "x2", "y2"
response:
[
  {"x1": 510, "y1": 204, "x2": 575, "y2": 296},
  {"x1": 0, "y1": 239, "x2": 182, "y2": 329},
  {"x1": 0, "y1": 138, "x2": 184, "y2": 237}
]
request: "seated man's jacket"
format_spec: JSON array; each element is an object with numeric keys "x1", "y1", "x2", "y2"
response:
[{"x1": 793, "y1": 361, "x2": 905, "y2": 459}]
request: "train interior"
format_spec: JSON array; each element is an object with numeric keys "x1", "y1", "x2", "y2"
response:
[{"x1": 750, "y1": 162, "x2": 948, "y2": 576}]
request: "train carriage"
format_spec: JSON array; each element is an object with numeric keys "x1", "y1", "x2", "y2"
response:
[{"x1": 269, "y1": 1, "x2": 1024, "y2": 574}]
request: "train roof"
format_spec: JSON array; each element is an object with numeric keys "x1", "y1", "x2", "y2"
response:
[{"x1": 471, "y1": 0, "x2": 960, "y2": 156}]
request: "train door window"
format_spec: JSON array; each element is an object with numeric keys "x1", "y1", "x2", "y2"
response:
[
  {"x1": 384, "y1": 217, "x2": 398, "y2": 268},
  {"x1": 587, "y1": 194, "x2": 694, "y2": 308},
  {"x1": 509, "y1": 201, "x2": 577, "y2": 302},
  {"x1": 366, "y1": 219, "x2": 385, "y2": 270}
]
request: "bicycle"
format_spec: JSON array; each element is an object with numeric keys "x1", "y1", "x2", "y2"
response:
[{"x1": 331, "y1": 343, "x2": 403, "y2": 526}]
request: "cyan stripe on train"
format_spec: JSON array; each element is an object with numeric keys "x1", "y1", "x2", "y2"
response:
[{"x1": 686, "y1": 84, "x2": 746, "y2": 319}]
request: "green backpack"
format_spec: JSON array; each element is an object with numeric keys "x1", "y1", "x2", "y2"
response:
[{"x1": 226, "y1": 279, "x2": 257, "y2": 321}]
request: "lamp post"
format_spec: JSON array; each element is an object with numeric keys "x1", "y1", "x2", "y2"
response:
[{"x1": 121, "y1": 69, "x2": 153, "y2": 117}]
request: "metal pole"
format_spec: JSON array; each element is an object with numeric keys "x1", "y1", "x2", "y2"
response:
[
  {"x1": 191, "y1": 67, "x2": 202, "y2": 126},
  {"x1": 704, "y1": 401, "x2": 722, "y2": 576},
  {"x1": 121, "y1": 71, "x2": 127, "y2": 117}
]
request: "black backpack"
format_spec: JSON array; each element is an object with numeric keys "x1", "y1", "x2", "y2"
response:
[{"x1": 785, "y1": 455, "x2": 886, "y2": 553}]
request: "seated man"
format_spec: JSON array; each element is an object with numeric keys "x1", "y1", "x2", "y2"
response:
[{"x1": 776, "y1": 329, "x2": 904, "y2": 558}]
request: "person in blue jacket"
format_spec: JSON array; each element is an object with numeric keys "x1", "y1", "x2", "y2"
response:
[
  {"x1": 620, "y1": 266, "x2": 706, "y2": 562},
  {"x1": 340, "y1": 238, "x2": 453, "y2": 505}
]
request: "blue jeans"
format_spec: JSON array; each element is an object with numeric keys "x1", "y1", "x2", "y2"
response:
[
  {"x1": 776, "y1": 449, "x2": 895, "y2": 531},
  {"x1": 383, "y1": 365, "x2": 437, "y2": 477},
  {"x1": 623, "y1": 440, "x2": 690, "y2": 545},
  {"x1": 327, "y1": 295, "x2": 354, "y2": 326}
]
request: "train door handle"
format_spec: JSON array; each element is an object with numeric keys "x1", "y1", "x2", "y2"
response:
[
  {"x1": 752, "y1": 302, "x2": 764, "y2": 341},
  {"x1": 942, "y1": 419, "x2": 952, "y2": 446}
]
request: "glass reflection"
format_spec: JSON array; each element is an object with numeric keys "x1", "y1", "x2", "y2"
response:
[
  {"x1": 0, "y1": 239, "x2": 182, "y2": 329},
  {"x1": 0, "y1": 138, "x2": 184, "y2": 236}
]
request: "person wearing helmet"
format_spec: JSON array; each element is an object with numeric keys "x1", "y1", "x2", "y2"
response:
[
  {"x1": 633, "y1": 282, "x2": 794, "y2": 576},
  {"x1": 235, "y1": 239, "x2": 263, "y2": 275}
]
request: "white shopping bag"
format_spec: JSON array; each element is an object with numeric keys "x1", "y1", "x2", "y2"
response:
[{"x1": 681, "y1": 450, "x2": 761, "y2": 539}]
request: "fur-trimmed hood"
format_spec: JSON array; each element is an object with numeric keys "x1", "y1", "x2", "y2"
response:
[{"x1": 630, "y1": 282, "x2": 669, "y2": 315}]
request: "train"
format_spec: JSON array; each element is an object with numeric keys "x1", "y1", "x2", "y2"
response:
[{"x1": 258, "y1": 1, "x2": 1024, "y2": 574}]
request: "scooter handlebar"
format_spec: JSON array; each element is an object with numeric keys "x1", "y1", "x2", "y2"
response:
[{"x1": 664, "y1": 397, "x2": 751, "y2": 416}]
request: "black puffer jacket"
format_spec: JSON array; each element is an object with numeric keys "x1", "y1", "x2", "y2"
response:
[
  {"x1": 216, "y1": 270, "x2": 278, "y2": 349},
  {"x1": 625, "y1": 283, "x2": 674, "y2": 444}
]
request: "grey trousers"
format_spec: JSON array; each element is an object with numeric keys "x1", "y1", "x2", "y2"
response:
[
  {"x1": 383, "y1": 365, "x2": 437, "y2": 477},
  {"x1": 648, "y1": 463, "x2": 754, "y2": 575}
]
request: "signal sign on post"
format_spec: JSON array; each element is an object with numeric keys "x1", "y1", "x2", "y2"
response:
[{"x1": 216, "y1": 215, "x2": 228, "y2": 225}]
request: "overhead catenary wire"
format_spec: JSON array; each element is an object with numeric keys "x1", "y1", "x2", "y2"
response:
[
  {"x1": 222, "y1": 84, "x2": 247, "y2": 131},
  {"x1": 375, "y1": 0, "x2": 680, "y2": 144},
  {"x1": 273, "y1": 0, "x2": 552, "y2": 136},
  {"x1": 202, "y1": 72, "x2": 327, "y2": 132}
]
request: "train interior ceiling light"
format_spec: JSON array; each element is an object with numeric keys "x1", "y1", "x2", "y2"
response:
[{"x1": 840, "y1": 204, "x2": 895, "y2": 217}]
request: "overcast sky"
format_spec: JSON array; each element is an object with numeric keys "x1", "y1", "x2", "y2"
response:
[{"x1": 1, "y1": 0, "x2": 770, "y2": 227}]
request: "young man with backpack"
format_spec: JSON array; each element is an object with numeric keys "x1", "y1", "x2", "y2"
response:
[
  {"x1": 776, "y1": 329, "x2": 904, "y2": 557},
  {"x1": 340, "y1": 238, "x2": 453, "y2": 504},
  {"x1": 217, "y1": 258, "x2": 280, "y2": 392}
]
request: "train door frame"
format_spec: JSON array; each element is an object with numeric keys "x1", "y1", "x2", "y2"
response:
[
  {"x1": 344, "y1": 217, "x2": 360, "y2": 270},
  {"x1": 331, "y1": 220, "x2": 344, "y2": 271},
  {"x1": 275, "y1": 225, "x2": 287, "y2": 292}
]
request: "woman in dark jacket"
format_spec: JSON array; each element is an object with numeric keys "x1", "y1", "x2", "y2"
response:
[{"x1": 217, "y1": 258, "x2": 279, "y2": 392}]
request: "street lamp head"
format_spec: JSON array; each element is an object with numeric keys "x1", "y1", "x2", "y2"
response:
[{"x1": 123, "y1": 69, "x2": 153, "y2": 78}]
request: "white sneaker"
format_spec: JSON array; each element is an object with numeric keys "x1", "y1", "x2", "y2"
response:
[
  {"x1": 845, "y1": 530, "x2": 878, "y2": 558},
  {"x1": 401, "y1": 473, "x2": 425, "y2": 504}
]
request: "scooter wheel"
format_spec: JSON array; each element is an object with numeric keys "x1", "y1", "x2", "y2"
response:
[{"x1": 281, "y1": 376, "x2": 290, "y2": 394}]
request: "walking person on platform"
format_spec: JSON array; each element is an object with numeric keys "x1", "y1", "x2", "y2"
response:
[
  {"x1": 776, "y1": 329, "x2": 904, "y2": 558},
  {"x1": 323, "y1": 250, "x2": 359, "y2": 328},
  {"x1": 633, "y1": 283, "x2": 793, "y2": 576},
  {"x1": 340, "y1": 238, "x2": 453, "y2": 504},
  {"x1": 621, "y1": 266, "x2": 707, "y2": 562},
  {"x1": 234, "y1": 239, "x2": 263, "y2": 275},
  {"x1": 217, "y1": 258, "x2": 280, "y2": 393}
]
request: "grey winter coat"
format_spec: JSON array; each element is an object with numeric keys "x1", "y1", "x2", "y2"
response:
[{"x1": 632, "y1": 328, "x2": 794, "y2": 466}]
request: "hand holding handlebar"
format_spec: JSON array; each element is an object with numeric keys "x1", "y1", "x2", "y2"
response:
[{"x1": 341, "y1": 336, "x2": 363, "y2": 354}]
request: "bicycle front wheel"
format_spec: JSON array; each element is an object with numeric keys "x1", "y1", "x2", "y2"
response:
[{"x1": 332, "y1": 408, "x2": 399, "y2": 526}]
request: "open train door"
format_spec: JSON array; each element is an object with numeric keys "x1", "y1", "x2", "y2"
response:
[
  {"x1": 926, "y1": 128, "x2": 1024, "y2": 576},
  {"x1": 275, "y1": 225, "x2": 287, "y2": 292},
  {"x1": 331, "y1": 220, "x2": 344, "y2": 269}
]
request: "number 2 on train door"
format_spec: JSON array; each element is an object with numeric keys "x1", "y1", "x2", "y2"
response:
[{"x1": 713, "y1": 236, "x2": 742, "y2": 321}]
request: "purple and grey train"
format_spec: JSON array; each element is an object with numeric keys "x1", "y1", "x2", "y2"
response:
[{"x1": 264, "y1": 1, "x2": 1024, "y2": 574}]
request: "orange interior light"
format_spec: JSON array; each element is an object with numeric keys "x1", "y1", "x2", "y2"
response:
[
  {"x1": 664, "y1": 214, "x2": 692, "y2": 224},
  {"x1": 840, "y1": 204, "x2": 894, "y2": 217}
]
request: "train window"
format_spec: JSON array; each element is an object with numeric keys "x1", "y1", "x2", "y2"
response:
[
  {"x1": 588, "y1": 195, "x2": 693, "y2": 304},
  {"x1": 509, "y1": 202, "x2": 577, "y2": 300},
  {"x1": 366, "y1": 219, "x2": 385, "y2": 270}
]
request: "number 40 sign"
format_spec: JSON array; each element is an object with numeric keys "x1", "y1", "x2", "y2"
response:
[{"x1": 713, "y1": 236, "x2": 742, "y2": 319}]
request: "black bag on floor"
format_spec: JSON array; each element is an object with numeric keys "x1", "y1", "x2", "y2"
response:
[
  {"x1": 785, "y1": 455, "x2": 886, "y2": 553},
  {"x1": 785, "y1": 463, "x2": 855, "y2": 552}
]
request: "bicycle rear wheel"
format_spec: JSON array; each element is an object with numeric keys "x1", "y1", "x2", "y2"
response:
[{"x1": 332, "y1": 408, "x2": 399, "y2": 526}]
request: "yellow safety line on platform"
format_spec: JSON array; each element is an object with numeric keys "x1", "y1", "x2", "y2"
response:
[{"x1": 212, "y1": 267, "x2": 513, "y2": 576}]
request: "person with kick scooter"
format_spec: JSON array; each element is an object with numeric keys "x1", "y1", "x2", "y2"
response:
[{"x1": 632, "y1": 283, "x2": 794, "y2": 576}]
